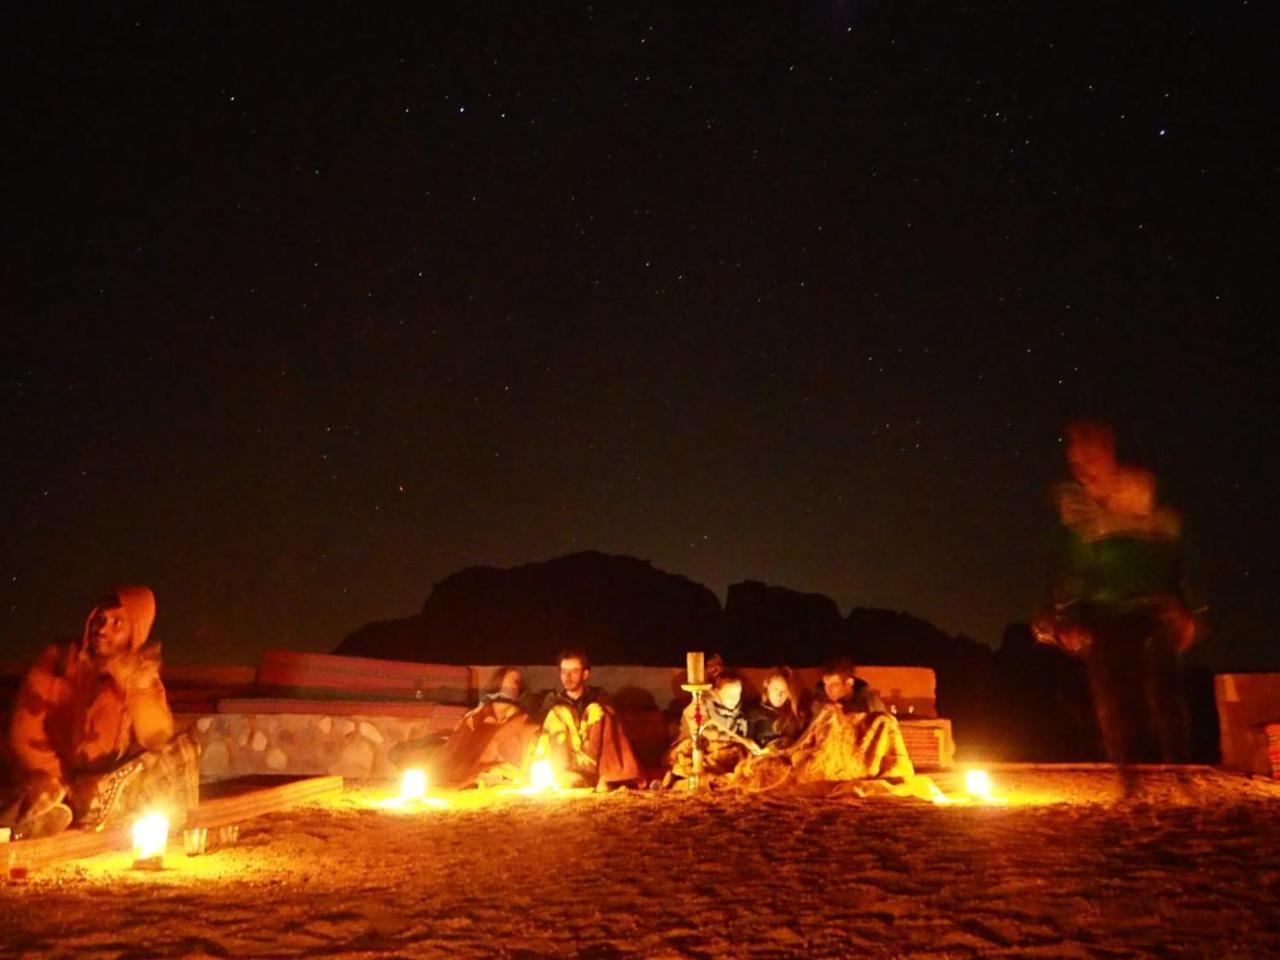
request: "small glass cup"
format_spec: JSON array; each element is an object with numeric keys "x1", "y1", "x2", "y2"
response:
[
  {"x1": 183, "y1": 827, "x2": 208, "y2": 856},
  {"x1": 216, "y1": 824, "x2": 240, "y2": 847},
  {"x1": 7, "y1": 846, "x2": 30, "y2": 883}
]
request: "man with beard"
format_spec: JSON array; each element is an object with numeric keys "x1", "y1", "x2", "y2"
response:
[
  {"x1": 0, "y1": 587, "x2": 198, "y2": 838},
  {"x1": 535, "y1": 649, "x2": 640, "y2": 790}
]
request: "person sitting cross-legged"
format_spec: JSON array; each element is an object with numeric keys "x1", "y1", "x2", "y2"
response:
[
  {"x1": 0, "y1": 586, "x2": 199, "y2": 839},
  {"x1": 390, "y1": 666, "x2": 540, "y2": 789},
  {"x1": 732, "y1": 657, "x2": 917, "y2": 794},
  {"x1": 663, "y1": 671, "x2": 761, "y2": 786},
  {"x1": 535, "y1": 649, "x2": 641, "y2": 790}
]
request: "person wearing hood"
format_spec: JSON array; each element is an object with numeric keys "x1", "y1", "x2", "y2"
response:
[{"x1": 0, "y1": 586, "x2": 198, "y2": 838}]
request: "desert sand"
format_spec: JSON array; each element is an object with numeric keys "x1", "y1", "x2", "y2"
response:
[{"x1": 3, "y1": 767, "x2": 1279, "y2": 959}]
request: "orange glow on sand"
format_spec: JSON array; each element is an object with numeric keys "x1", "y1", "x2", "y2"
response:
[
  {"x1": 965, "y1": 769, "x2": 1006, "y2": 803},
  {"x1": 374, "y1": 769, "x2": 447, "y2": 810}
]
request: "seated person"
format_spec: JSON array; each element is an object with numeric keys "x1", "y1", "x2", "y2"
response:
[
  {"x1": 535, "y1": 649, "x2": 640, "y2": 790},
  {"x1": 390, "y1": 666, "x2": 539, "y2": 788},
  {"x1": 745, "y1": 666, "x2": 807, "y2": 750},
  {"x1": 732, "y1": 657, "x2": 914, "y2": 793},
  {"x1": 809, "y1": 657, "x2": 887, "y2": 714},
  {"x1": 664, "y1": 671, "x2": 760, "y2": 785},
  {"x1": 0, "y1": 586, "x2": 198, "y2": 838}
]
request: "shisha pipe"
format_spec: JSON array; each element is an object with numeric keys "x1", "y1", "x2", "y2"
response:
[{"x1": 680, "y1": 681, "x2": 713, "y2": 790}]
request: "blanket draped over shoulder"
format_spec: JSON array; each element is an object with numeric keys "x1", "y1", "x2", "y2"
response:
[
  {"x1": 664, "y1": 693, "x2": 751, "y2": 781},
  {"x1": 539, "y1": 688, "x2": 640, "y2": 787},
  {"x1": 732, "y1": 704, "x2": 916, "y2": 793},
  {"x1": 391, "y1": 698, "x2": 539, "y2": 788}
]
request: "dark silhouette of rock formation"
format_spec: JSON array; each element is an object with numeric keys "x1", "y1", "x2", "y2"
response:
[
  {"x1": 721, "y1": 580, "x2": 846, "y2": 666},
  {"x1": 338, "y1": 552, "x2": 723, "y2": 666}
]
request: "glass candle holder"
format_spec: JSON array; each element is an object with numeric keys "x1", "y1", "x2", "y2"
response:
[{"x1": 183, "y1": 827, "x2": 208, "y2": 856}]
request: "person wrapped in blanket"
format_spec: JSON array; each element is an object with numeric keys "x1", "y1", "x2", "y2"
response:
[
  {"x1": 744, "y1": 666, "x2": 808, "y2": 751},
  {"x1": 0, "y1": 587, "x2": 199, "y2": 839},
  {"x1": 663, "y1": 671, "x2": 762, "y2": 787},
  {"x1": 390, "y1": 666, "x2": 540, "y2": 788},
  {"x1": 535, "y1": 649, "x2": 641, "y2": 790},
  {"x1": 731, "y1": 657, "x2": 916, "y2": 794}
]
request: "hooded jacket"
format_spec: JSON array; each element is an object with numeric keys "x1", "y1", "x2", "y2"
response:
[{"x1": 7, "y1": 586, "x2": 174, "y2": 787}]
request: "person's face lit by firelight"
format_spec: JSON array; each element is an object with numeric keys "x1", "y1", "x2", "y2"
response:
[
  {"x1": 822, "y1": 672, "x2": 854, "y2": 703},
  {"x1": 90, "y1": 605, "x2": 131, "y2": 660},
  {"x1": 559, "y1": 657, "x2": 588, "y2": 698},
  {"x1": 715, "y1": 679, "x2": 743, "y2": 711},
  {"x1": 764, "y1": 676, "x2": 791, "y2": 709},
  {"x1": 500, "y1": 669, "x2": 523, "y2": 700}
]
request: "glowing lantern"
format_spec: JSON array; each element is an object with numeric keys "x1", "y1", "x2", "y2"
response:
[
  {"x1": 400, "y1": 768, "x2": 428, "y2": 803},
  {"x1": 528, "y1": 759, "x2": 557, "y2": 793},
  {"x1": 965, "y1": 769, "x2": 995, "y2": 801},
  {"x1": 132, "y1": 812, "x2": 170, "y2": 869}
]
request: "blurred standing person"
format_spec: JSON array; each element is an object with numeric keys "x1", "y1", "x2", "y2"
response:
[{"x1": 1036, "y1": 420, "x2": 1202, "y2": 770}]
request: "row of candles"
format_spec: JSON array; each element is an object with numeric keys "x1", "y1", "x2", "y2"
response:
[{"x1": 6, "y1": 766, "x2": 999, "y2": 878}]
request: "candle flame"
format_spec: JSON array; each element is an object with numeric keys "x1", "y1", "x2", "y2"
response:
[
  {"x1": 529, "y1": 759, "x2": 557, "y2": 792},
  {"x1": 132, "y1": 811, "x2": 169, "y2": 862},
  {"x1": 965, "y1": 769, "x2": 996, "y2": 801},
  {"x1": 400, "y1": 768, "x2": 428, "y2": 802}
]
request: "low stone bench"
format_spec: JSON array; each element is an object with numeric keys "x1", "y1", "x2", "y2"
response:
[{"x1": 187, "y1": 700, "x2": 468, "y2": 781}]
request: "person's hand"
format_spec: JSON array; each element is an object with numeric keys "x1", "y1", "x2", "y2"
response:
[
  {"x1": 1030, "y1": 615, "x2": 1057, "y2": 645},
  {"x1": 1056, "y1": 624, "x2": 1091, "y2": 655},
  {"x1": 103, "y1": 644, "x2": 161, "y2": 691},
  {"x1": 0, "y1": 772, "x2": 66, "y2": 826}
]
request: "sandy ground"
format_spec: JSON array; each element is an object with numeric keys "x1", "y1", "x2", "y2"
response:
[{"x1": 3, "y1": 767, "x2": 1279, "y2": 959}]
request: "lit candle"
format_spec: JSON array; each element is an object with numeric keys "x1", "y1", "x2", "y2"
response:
[
  {"x1": 686, "y1": 652, "x2": 705, "y2": 685},
  {"x1": 529, "y1": 759, "x2": 557, "y2": 792},
  {"x1": 965, "y1": 769, "x2": 995, "y2": 801},
  {"x1": 400, "y1": 768, "x2": 428, "y2": 803},
  {"x1": 132, "y1": 811, "x2": 170, "y2": 870}
]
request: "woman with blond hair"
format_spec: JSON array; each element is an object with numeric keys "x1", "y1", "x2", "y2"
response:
[{"x1": 746, "y1": 666, "x2": 807, "y2": 750}]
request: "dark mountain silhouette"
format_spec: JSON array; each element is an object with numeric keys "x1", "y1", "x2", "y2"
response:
[
  {"x1": 721, "y1": 580, "x2": 846, "y2": 666},
  {"x1": 338, "y1": 552, "x2": 723, "y2": 666}
]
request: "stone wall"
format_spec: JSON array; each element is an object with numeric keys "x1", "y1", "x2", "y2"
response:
[{"x1": 184, "y1": 702, "x2": 466, "y2": 781}]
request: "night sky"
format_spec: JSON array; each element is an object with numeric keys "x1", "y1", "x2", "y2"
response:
[{"x1": 4, "y1": 3, "x2": 1276, "y2": 668}]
